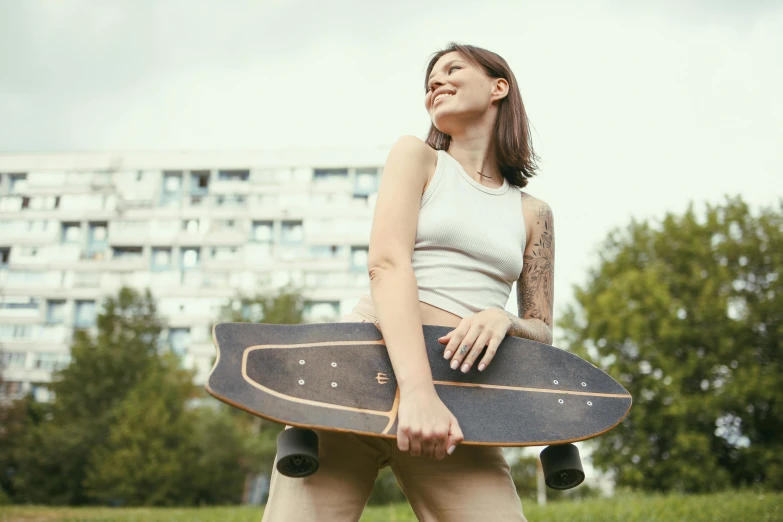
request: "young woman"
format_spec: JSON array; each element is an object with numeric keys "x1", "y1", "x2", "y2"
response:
[{"x1": 262, "y1": 43, "x2": 554, "y2": 522}]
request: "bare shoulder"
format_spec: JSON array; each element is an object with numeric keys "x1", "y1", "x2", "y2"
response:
[
  {"x1": 386, "y1": 136, "x2": 438, "y2": 179},
  {"x1": 390, "y1": 135, "x2": 436, "y2": 158}
]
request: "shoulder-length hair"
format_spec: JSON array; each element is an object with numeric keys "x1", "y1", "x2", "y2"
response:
[{"x1": 424, "y1": 43, "x2": 538, "y2": 188}]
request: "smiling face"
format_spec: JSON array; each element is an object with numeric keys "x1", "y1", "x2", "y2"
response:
[{"x1": 424, "y1": 51, "x2": 507, "y2": 136}]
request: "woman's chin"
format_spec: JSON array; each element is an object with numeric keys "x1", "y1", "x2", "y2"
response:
[{"x1": 431, "y1": 114, "x2": 461, "y2": 136}]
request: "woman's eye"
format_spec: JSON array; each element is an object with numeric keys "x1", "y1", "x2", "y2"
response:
[{"x1": 449, "y1": 66, "x2": 461, "y2": 73}]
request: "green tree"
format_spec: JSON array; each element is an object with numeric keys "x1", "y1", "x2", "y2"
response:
[
  {"x1": 0, "y1": 395, "x2": 43, "y2": 502},
  {"x1": 561, "y1": 196, "x2": 783, "y2": 492},
  {"x1": 83, "y1": 353, "x2": 196, "y2": 506},
  {"x1": 186, "y1": 405, "x2": 270, "y2": 505},
  {"x1": 220, "y1": 283, "x2": 306, "y2": 325},
  {"x1": 11, "y1": 287, "x2": 165, "y2": 504}
]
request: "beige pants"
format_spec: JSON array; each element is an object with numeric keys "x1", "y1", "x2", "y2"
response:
[{"x1": 261, "y1": 295, "x2": 527, "y2": 522}]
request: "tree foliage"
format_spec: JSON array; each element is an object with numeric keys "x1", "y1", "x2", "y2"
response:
[
  {"x1": 2, "y1": 287, "x2": 288, "y2": 505},
  {"x1": 561, "y1": 196, "x2": 783, "y2": 492},
  {"x1": 10, "y1": 288, "x2": 164, "y2": 504}
]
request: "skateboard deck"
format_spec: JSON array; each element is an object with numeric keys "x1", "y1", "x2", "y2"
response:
[{"x1": 207, "y1": 322, "x2": 632, "y2": 446}]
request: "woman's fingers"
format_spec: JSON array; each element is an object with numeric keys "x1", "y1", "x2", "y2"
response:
[
  {"x1": 408, "y1": 432, "x2": 422, "y2": 457},
  {"x1": 397, "y1": 427, "x2": 410, "y2": 452},
  {"x1": 478, "y1": 335, "x2": 503, "y2": 371},
  {"x1": 447, "y1": 415, "x2": 464, "y2": 455},
  {"x1": 460, "y1": 330, "x2": 494, "y2": 372},
  {"x1": 449, "y1": 326, "x2": 483, "y2": 371},
  {"x1": 442, "y1": 320, "x2": 471, "y2": 359}
]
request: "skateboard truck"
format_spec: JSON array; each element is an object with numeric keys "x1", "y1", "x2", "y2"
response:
[
  {"x1": 540, "y1": 444, "x2": 585, "y2": 489},
  {"x1": 276, "y1": 427, "x2": 320, "y2": 477}
]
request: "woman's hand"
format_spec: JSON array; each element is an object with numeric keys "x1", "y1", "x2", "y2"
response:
[
  {"x1": 397, "y1": 386, "x2": 464, "y2": 459},
  {"x1": 438, "y1": 308, "x2": 511, "y2": 373}
]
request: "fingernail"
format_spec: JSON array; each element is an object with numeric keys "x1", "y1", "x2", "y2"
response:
[
  {"x1": 478, "y1": 363, "x2": 486, "y2": 371},
  {"x1": 444, "y1": 351, "x2": 452, "y2": 359},
  {"x1": 447, "y1": 445, "x2": 456, "y2": 455},
  {"x1": 461, "y1": 363, "x2": 469, "y2": 373},
  {"x1": 450, "y1": 359, "x2": 459, "y2": 370}
]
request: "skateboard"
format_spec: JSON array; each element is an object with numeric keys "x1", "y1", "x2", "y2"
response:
[{"x1": 206, "y1": 322, "x2": 632, "y2": 489}]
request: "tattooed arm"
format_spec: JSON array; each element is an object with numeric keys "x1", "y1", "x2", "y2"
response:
[{"x1": 504, "y1": 194, "x2": 555, "y2": 345}]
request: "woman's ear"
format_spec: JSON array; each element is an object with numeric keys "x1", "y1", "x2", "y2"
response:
[{"x1": 491, "y1": 78, "x2": 509, "y2": 102}]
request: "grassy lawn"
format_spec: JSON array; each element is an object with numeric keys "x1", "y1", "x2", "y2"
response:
[{"x1": 0, "y1": 491, "x2": 780, "y2": 521}]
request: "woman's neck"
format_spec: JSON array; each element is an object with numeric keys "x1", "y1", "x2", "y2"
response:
[{"x1": 447, "y1": 134, "x2": 501, "y2": 186}]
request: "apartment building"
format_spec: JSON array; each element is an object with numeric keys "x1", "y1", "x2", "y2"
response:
[{"x1": 0, "y1": 149, "x2": 388, "y2": 400}]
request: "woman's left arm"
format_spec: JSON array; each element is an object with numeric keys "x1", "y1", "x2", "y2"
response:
[{"x1": 505, "y1": 197, "x2": 555, "y2": 345}]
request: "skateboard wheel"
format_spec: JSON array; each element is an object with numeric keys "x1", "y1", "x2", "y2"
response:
[
  {"x1": 275, "y1": 428, "x2": 320, "y2": 478},
  {"x1": 540, "y1": 444, "x2": 585, "y2": 490}
]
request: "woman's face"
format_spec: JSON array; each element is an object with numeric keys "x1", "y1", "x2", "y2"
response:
[{"x1": 425, "y1": 51, "x2": 502, "y2": 134}]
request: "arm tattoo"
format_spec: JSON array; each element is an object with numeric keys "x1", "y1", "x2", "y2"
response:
[
  {"x1": 504, "y1": 311, "x2": 553, "y2": 345},
  {"x1": 509, "y1": 200, "x2": 554, "y2": 344}
]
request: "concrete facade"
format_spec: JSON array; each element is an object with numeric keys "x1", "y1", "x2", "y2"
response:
[{"x1": 0, "y1": 149, "x2": 388, "y2": 400}]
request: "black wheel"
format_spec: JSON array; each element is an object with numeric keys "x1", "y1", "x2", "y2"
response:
[
  {"x1": 540, "y1": 444, "x2": 585, "y2": 490},
  {"x1": 275, "y1": 428, "x2": 320, "y2": 478}
]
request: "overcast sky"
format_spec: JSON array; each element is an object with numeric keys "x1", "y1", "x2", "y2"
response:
[{"x1": 1, "y1": 0, "x2": 781, "y2": 335}]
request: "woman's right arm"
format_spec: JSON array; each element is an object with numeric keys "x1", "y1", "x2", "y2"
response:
[{"x1": 367, "y1": 136, "x2": 464, "y2": 460}]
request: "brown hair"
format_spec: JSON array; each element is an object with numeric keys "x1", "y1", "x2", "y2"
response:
[{"x1": 424, "y1": 43, "x2": 538, "y2": 188}]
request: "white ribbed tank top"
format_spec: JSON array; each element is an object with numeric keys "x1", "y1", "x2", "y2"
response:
[{"x1": 412, "y1": 150, "x2": 527, "y2": 318}]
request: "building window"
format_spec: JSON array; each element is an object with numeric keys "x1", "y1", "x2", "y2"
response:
[
  {"x1": 309, "y1": 245, "x2": 342, "y2": 259},
  {"x1": 217, "y1": 170, "x2": 249, "y2": 182},
  {"x1": 0, "y1": 247, "x2": 10, "y2": 267},
  {"x1": 215, "y1": 195, "x2": 246, "y2": 207},
  {"x1": 168, "y1": 328, "x2": 191, "y2": 357},
  {"x1": 1, "y1": 351, "x2": 27, "y2": 369},
  {"x1": 350, "y1": 246, "x2": 369, "y2": 272},
  {"x1": 161, "y1": 171, "x2": 183, "y2": 206},
  {"x1": 0, "y1": 324, "x2": 33, "y2": 340},
  {"x1": 89, "y1": 222, "x2": 108, "y2": 242},
  {"x1": 181, "y1": 248, "x2": 200, "y2": 269},
  {"x1": 151, "y1": 248, "x2": 172, "y2": 271},
  {"x1": 9, "y1": 173, "x2": 28, "y2": 193},
  {"x1": 251, "y1": 221, "x2": 273, "y2": 242},
  {"x1": 87, "y1": 222, "x2": 108, "y2": 257},
  {"x1": 32, "y1": 353, "x2": 71, "y2": 371},
  {"x1": 61, "y1": 222, "x2": 82, "y2": 243},
  {"x1": 190, "y1": 170, "x2": 210, "y2": 194},
  {"x1": 354, "y1": 168, "x2": 379, "y2": 196},
  {"x1": 74, "y1": 300, "x2": 97, "y2": 328},
  {"x1": 47, "y1": 300, "x2": 66, "y2": 323},
  {"x1": 0, "y1": 297, "x2": 39, "y2": 315},
  {"x1": 281, "y1": 221, "x2": 303, "y2": 244},
  {"x1": 0, "y1": 381, "x2": 23, "y2": 398},
  {"x1": 112, "y1": 246, "x2": 143, "y2": 259},
  {"x1": 212, "y1": 246, "x2": 239, "y2": 261},
  {"x1": 182, "y1": 219, "x2": 202, "y2": 234},
  {"x1": 215, "y1": 219, "x2": 236, "y2": 231},
  {"x1": 313, "y1": 168, "x2": 348, "y2": 181},
  {"x1": 163, "y1": 171, "x2": 183, "y2": 191}
]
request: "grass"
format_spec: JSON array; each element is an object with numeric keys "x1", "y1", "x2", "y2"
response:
[{"x1": 0, "y1": 491, "x2": 780, "y2": 521}]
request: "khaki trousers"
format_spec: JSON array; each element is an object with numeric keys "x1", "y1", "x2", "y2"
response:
[{"x1": 261, "y1": 295, "x2": 527, "y2": 522}]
